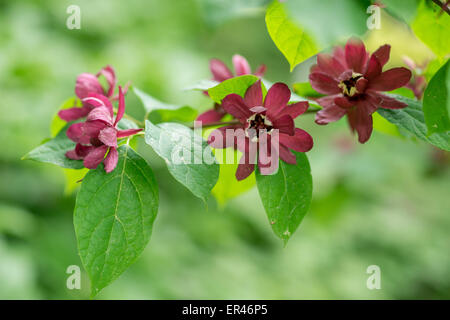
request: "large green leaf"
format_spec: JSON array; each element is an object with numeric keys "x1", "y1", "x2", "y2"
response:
[
  {"x1": 378, "y1": 94, "x2": 450, "y2": 151},
  {"x1": 208, "y1": 75, "x2": 259, "y2": 103},
  {"x1": 412, "y1": 0, "x2": 450, "y2": 59},
  {"x1": 22, "y1": 124, "x2": 84, "y2": 169},
  {"x1": 265, "y1": 0, "x2": 319, "y2": 71},
  {"x1": 74, "y1": 145, "x2": 158, "y2": 297},
  {"x1": 256, "y1": 152, "x2": 313, "y2": 245},
  {"x1": 423, "y1": 60, "x2": 450, "y2": 134},
  {"x1": 286, "y1": 0, "x2": 370, "y2": 48},
  {"x1": 133, "y1": 87, "x2": 197, "y2": 123},
  {"x1": 144, "y1": 120, "x2": 219, "y2": 201}
]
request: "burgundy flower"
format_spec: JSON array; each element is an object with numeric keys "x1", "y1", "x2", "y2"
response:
[
  {"x1": 207, "y1": 80, "x2": 313, "y2": 181},
  {"x1": 58, "y1": 65, "x2": 121, "y2": 122},
  {"x1": 197, "y1": 54, "x2": 266, "y2": 125},
  {"x1": 309, "y1": 38, "x2": 412, "y2": 143},
  {"x1": 65, "y1": 87, "x2": 142, "y2": 173}
]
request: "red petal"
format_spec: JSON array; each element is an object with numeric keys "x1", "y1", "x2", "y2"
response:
[
  {"x1": 364, "y1": 54, "x2": 382, "y2": 80},
  {"x1": 244, "y1": 80, "x2": 263, "y2": 108},
  {"x1": 232, "y1": 54, "x2": 251, "y2": 76},
  {"x1": 309, "y1": 72, "x2": 341, "y2": 95},
  {"x1": 345, "y1": 37, "x2": 368, "y2": 73},
  {"x1": 347, "y1": 104, "x2": 373, "y2": 143},
  {"x1": 372, "y1": 44, "x2": 390, "y2": 68},
  {"x1": 82, "y1": 93, "x2": 114, "y2": 117},
  {"x1": 221, "y1": 94, "x2": 252, "y2": 120},
  {"x1": 66, "y1": 149, "x2": 83, "y2": 160},
  {"x1": 264, "y1": 82, "x2": 291, "y2": 117},
  {"x1": 315, "y1": 95, "x2": 347, "y2": 124},
  {"x1": 196, "y1": 109, "x2": 224, "y2": 124},
  {"x1": 82, "y1": 120, "x2": 107, "y2": 138},
  {"x1": 356, "y1": 77, "x2": 368, "y2": 93},
  {"x1": 236, "y1": 161, "x2": 255, "y2": 181},
  {"x1": 210, "y1": 59, "x2": 233, "y2": 81},
  {"x1": 67, "y1": 123, "x2": 90, "y2": 144},
  {"x1": 317, "y1": 53, "x2": 346, "y2": 78},
  {"x1": 114, "y1": 86, "x2": 125, "y2": 125},
  {"x1": 254, "y1": 64, "x2": 266, "y2": 77},
  {"x1": 83, "y1": 145, "x2": 108, "y2": 169},
  {"x1": 117, "y1": 128, "x2": 143, "y2": 138},
  {"x1": 278, "y1": 144, "x2": 296, "y2": 164},
  {"x1": 271, "y1": 114, "x2": 295, "y2": 136},
  {"x1": 207, "y1": 126, "x2": 243, "y2": 149},
  {"x1": 368, "y1": 68, "x2": 412, "y2": 91},
  {"x1": 279, "y1": 128, "x2": 313, "y2": 153},
  {"x1": 75, "y1": 73, "x2": 104, "y2": 99},
  {"x1": 58, "y1": 106, "x2": 92, "y2": 122},
  {"x1": 104, "y1": 147, "x2": 118, "y2": 173},
  {"x1": 273, "y1": 101, "x2": 309, "y2": 119},
  {"x1": 334, "y1": 96, "x2": 355, "y2": 108},
  {"x1": 97, "y1": 65, "x2": 116, "y2": 97},
  {"x1": 98, "y1": 127, "x2": 118, "y2": 148},
  {"x1": 367, "y1": 92, "x2": 408, "y2": 109},
  {"x1": 86, "y1": 106, "x2": 113, "y2": 125}
]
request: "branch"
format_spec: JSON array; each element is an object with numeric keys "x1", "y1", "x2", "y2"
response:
[{"x1": 431, "y1": 0, "x2": 450, "y2": 16}]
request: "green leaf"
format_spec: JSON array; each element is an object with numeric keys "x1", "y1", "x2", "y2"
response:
[
  {"x1": 256, "y1": 152, "x2": 313, "y2": 245},
  {"x1": 293, "y1": 82, "x2": 324, "y2": 99},
  {"x1": 74, "y1": 145, "x2": 158, "y2": 297},
  {"x1": 50, "y1": 97, "x2": 81, "y2": 137},
  {"x1": 211, "y1": 148, "x2": 256, "y2": 206},
  {"x1": 62, "y1": 168, "x2": 88, "y2": 195},
  {"x1": 423, "y1": 60, "x2": 450, "y2": 134},
  {"x1": 133, "y1": 87, "x2": 197, "y2": 123},
  {"x1": 208, "y1": 75, "x2": 259, "y2": 104},
  {"x1": 144, "y1": 120, "x2": 219, "y2": 201},
  {"x1": 265, "y1": 0, "x2": 319, "y2": 71},
  {"x1": 379, "y1": 0, "x2": 420, "y2": 23},
  {"x1": 377, "y1": 94, "x2": 450, "y2": 151},
  {"x1": 184, "y1": 79, "x2": 219, "y2": 91},
  {"x1": 285, "y1": 0, "x2": 370, "y2": 48},
  {"x1": 412, "y1": 0, "x2": 450, "y2": 59},
  {"x1": 22, "y1": 124, "x2": 84, "y2": 169}
]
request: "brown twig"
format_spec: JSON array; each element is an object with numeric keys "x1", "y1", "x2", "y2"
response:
[{"x1": 431, "y1": 0, "x2": 450, "y2": 16}]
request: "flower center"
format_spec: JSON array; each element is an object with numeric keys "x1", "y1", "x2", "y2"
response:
[
  {"x1": 246, "y1": 113, "x2": 273, "y2": 142},
  {"x1": 338, "y1": 72, "x2": 363, "y2": 97}
]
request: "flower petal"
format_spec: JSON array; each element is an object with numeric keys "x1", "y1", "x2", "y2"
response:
[
  {"x1": 83, "y1": 145, "x2": 108, "y2": 169},
  {"x1": 82, "y1": 93, "x2": 114, "y2": 117},
  {"x1": 221, "y1": 94, "x2": 252, "y2": 121},
  {"x1": 96, "y1": 65, "x2": 116, "y2": 97},
  {"x1": 372, "y1": 44, "x2": 390, "y2": 68},
  {"x1": 273, "y1": 101, "x2": 309, "y2": 119},
  {"x1": 368, "y1": 68, "x2": 412, "y2": 91},
  {"x1": 334, "y1": 96, "x2": 355, "y2": 108},
  {"x1": 236, "y1": 161, "x2": 255, "y2": 181},
  {"x1": 254, "y1": 64, "x2": 266, "y2": 77},
  {"x1": 196, "y1": 109, "x2": 224, "y2": 124},
  {"x1": 207, "y1": 126, "x2": 243, "y2": 149},
  {"x1": 356, "y1": 77, "x2": 369, "y2": 93},
  {"x1": 210, "y1": 58, "x2": 233, "y2": 82},
  {"x1": 364, "y1": 55, "x2": 382, "y2": 80},
  {"x1": 317, "y1": 53, "x2": 346, "y2": 78},
  {"x1": 66, "y1": 148, "x2": 83, "y2": 160},
  {"x1": 278, "y1": 144, "x2": 296, "y2": 164},
  {"x1": 309, "y1": 72, "x2": 341, "y2": 95},
  {"x1": 82, "y1": 120, "x2": 107, "y2": 138},
  {"x1": 347, "y1": 103, "x2": 373, "y2": 143},
  {"x1": 86, "y1": 106, "x2": 113, "y2": 125},
  {"x1": 75, "y1": 73, "x2": 104, "y2": 99},
  {"x1": 114, "y1": 86, "x2": 125, "y2": 125},
  {"x1": 67, "y1": 123, "x2": 90, "y2": 144},
  {"x1": 58, "y1": 106, "x2": 91, "y2": 122},
  {"x1": 345, "y1": 37, "x2": 368, "y2": 73},
  {"x1": 264, "y1": 82, "x2": 291, "y2": 117},
  {"x1": 117, "y1": 128, "x2": 143, "y2": 138},
  {"x1": 315, "y1": 95, "x2": 348, "y2": 124},
  {"x1": 258, "y1": 132, "x2": 280, "y2": 175},
  {"x1": 279, "y1": 128, "x2": 313, "y2": 153},
  {"x1": 232, "y1": 54, "x2": 251, "y2": 76},
  {"x1": 271, "y1": 114, "x2": 295, "y2": 136},
  {"x1": 98, "y1": 127, "x2": 118, "y2": 147},
  {"x1": 104, "y1": 147, "x2": 119, "y2": 173},
  {"x1": 367, "y1": 92, "x2": 408, "y2": 109},
  {"x1": 244, "y1": 80, "x2": 263, "y2": 108}
]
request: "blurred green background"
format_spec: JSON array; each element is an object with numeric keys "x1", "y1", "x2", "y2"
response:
[{"x1": 0, "y1": 0, "x2": 449, "y2": 299}]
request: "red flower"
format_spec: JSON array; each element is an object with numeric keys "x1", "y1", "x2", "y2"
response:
[
  {"x1": 309, "y1": 38, "x2": 412, "y2": 143},
  {"x1": 58, "y1": 65, "x2": 126, "y2": 122},
  {"x1": 207, "y1": 80, "x2": 313, "y2": 181},
  {"x1": 65, "y1": 87, "x2": 142, "y2": 173},
  {"x1": 197, "y1": 55, "x2": 266, "y2": 125}
]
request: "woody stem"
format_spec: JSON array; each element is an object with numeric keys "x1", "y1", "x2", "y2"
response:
[{"x1": 431, "y1": 0, "x2": 450, "y2": 15}]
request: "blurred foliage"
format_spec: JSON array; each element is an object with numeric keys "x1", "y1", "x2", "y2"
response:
[{"x1": 0, "y1": 0, "x2": 449, "y2": 299}]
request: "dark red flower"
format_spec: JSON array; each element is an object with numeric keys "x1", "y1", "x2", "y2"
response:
[
  {"x1": 65, "y1": 87, "x2": 142, "y2": 173},
  {"x1": 58, "y1": 65, "x2": 127, "y2": 122},
  {"x1": 197, "y1": 55, "x2": 266, "y2": 125},
  {"x1": 207, "y1": 80, "x2": 313, "y2": 181},
  {"x1": 309, "y1": 38, "x2": 412, "y2": 143}
]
